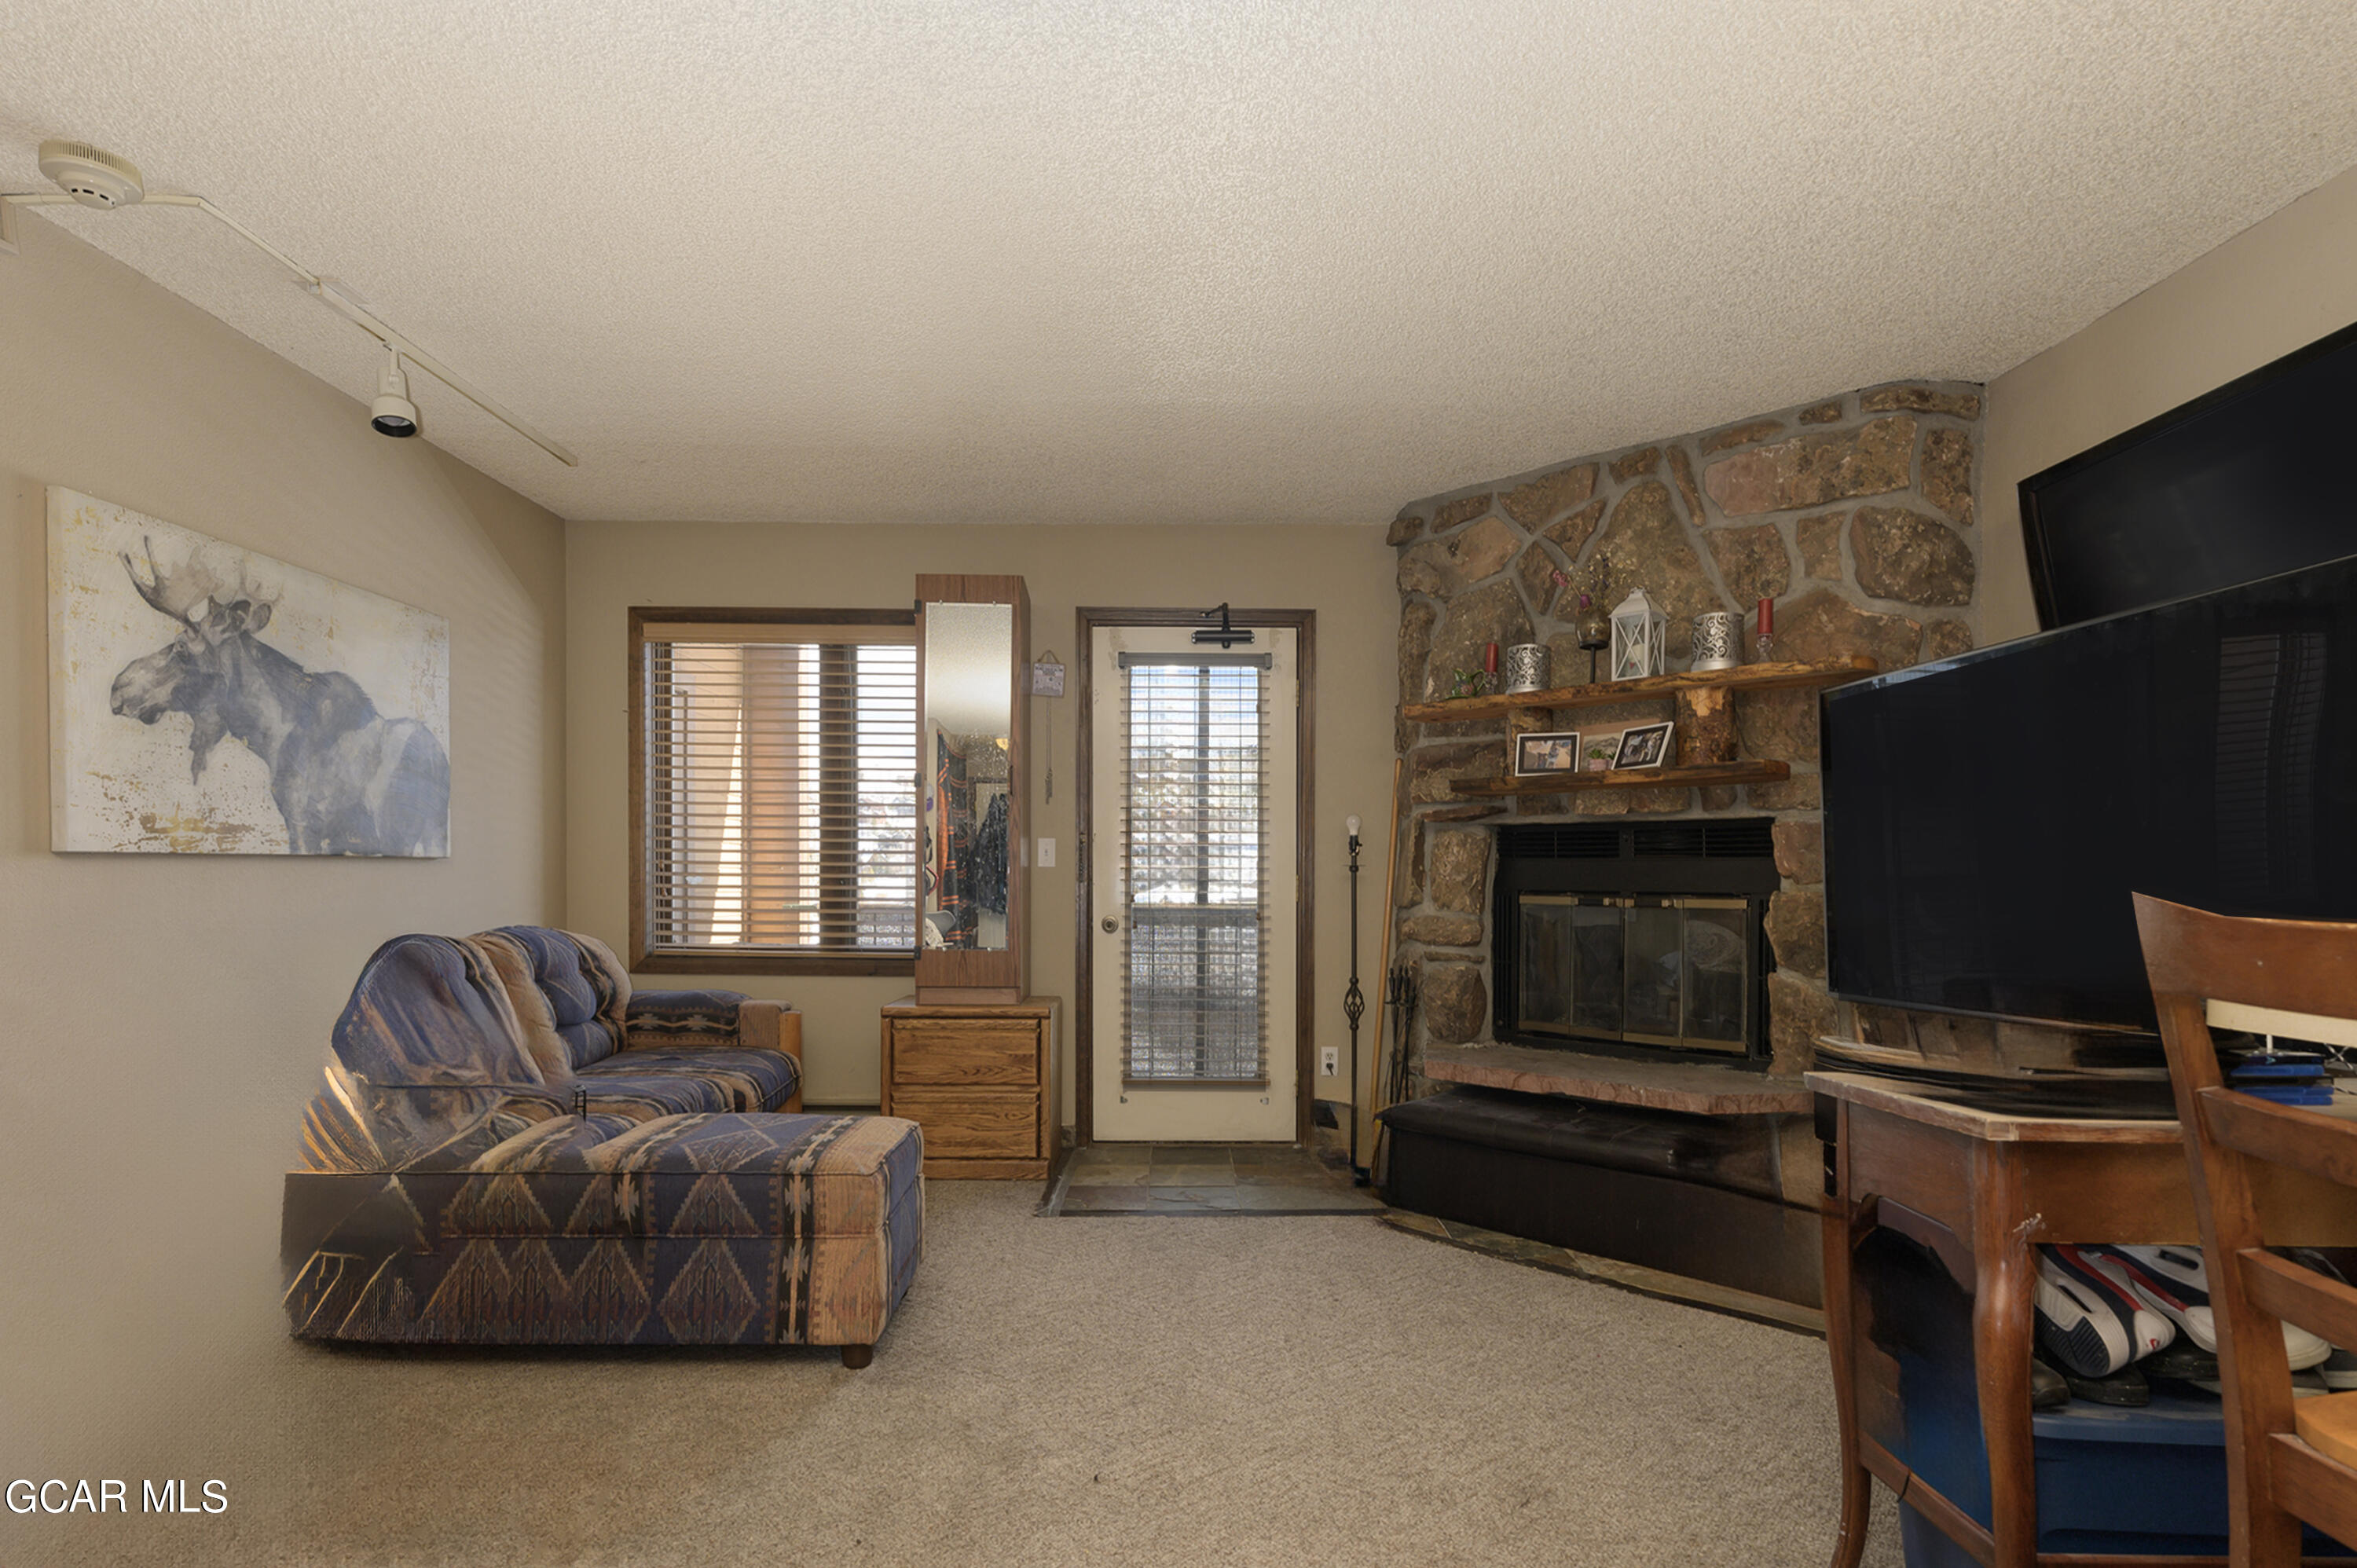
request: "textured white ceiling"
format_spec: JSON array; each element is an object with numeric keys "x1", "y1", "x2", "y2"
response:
[{"x1": 4, "y1": 2, "x2": 2355, "y2": 526}]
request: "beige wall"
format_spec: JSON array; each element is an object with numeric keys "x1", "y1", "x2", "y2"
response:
[
  {"x1": 566, "y1": 521, "x2": 1396, "y2": 1123},
  {"x1": 0, "y1": 218, "x2": 566, "y2": 1474},
  {"x1": 1982, "y1": 161, "x2": 2357, "y2": 643}
]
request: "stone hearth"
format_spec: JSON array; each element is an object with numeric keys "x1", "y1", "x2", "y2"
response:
[{"x1": 1391, "y1": 382, "x2": 1985, "y2": 1083}]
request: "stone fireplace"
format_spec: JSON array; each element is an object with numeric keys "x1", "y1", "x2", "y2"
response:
[{"x1": 1391, "y1": 381, "x2": 1988, "y2": 1086}]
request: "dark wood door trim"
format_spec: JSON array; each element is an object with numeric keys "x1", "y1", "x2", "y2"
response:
[{"x1": 1072, "y1": 607, "x2": 1317, "y2": 1147}]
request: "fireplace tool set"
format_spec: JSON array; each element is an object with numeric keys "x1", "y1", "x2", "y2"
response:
[{"x1": 1354, "y1": 759, "x2": 1420, "y2": 1186}]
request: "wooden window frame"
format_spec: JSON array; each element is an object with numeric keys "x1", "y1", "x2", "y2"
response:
[{"x1": 629, "y1": 606, "x2": 918, "y2": 976}]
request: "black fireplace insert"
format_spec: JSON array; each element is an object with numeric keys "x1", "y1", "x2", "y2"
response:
[{"x1": 1491, "y1": 819, "x2": 1779, "y2": 1063}]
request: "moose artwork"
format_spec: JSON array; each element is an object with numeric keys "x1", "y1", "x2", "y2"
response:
[{"x1": 47, "y1": 489, "x2": 450, "y2": 856}]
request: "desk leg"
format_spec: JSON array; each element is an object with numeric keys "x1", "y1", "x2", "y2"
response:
[
  {"x1": 1971, "y1": 1148, "x2": 2037, "y2": 1568},
  {"x1": 1822, "y1": 1193, "x2": 1871, "y2": 1568}
]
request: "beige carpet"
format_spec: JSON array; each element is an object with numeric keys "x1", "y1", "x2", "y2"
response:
[{"x1": 28, "y1": 1184, "x2": 1904, "y2": 1566}]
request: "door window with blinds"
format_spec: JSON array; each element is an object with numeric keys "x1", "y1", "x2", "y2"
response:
[
  {"x1": 633, "y1": 613, "x2": 918, "y2": 970},
  {"x1": 1120, "y1": 652, "x2": 1270, "y2": 1083}
]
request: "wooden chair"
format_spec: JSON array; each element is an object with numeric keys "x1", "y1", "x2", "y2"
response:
[{"x1": 2134, "y1": 892, "x2": 2357, "y2": 1565}]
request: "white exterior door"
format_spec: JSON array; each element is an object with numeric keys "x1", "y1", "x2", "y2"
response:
[{"x1": 1089, "y1": 624, "x2": 1299, "y2": 1142}]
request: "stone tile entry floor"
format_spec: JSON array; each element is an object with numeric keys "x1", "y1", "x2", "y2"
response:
[{"x1": 1045, "y1": 1141, "x2": 1388, "y2": 1216}]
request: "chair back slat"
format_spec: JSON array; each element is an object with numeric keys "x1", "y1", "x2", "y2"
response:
[
  {"x1": 2266, "y1": 1434, "x2": 2357, "y2": 1553},
  {"x1": 2137, "y1": 897, "x2": 2357, "y2": 1020},
  {"x1": 2134, "y1": 892, "x2": 2357, "y2": 1568},
  {"x1": 2199, "y1": 1087, "x2": 2357, "y2": 1189},
  {"x1": 2240, "y1": 1249, "x2": 2357, "y2": 1351}
]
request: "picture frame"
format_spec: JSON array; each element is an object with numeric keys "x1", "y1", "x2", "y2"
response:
[
  {"x1": 1582, "y1": 735, "x2": 1622, "y2": 771},
  {"x1": 1512, "y1": 729, "x2": 1582, "y2": 777},
  {"x1": 1612, "y1": 720, "x2": 1675, "y2": 770}
]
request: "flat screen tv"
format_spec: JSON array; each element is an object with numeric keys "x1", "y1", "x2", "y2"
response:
[
  {"x1": 1822, "y1": 555, "x2": 2357, "y2": 1034},
  {"x1": 2020, "y1": 317, "x2": 2357, "y2": 630}
]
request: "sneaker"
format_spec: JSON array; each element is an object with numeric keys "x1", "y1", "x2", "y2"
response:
[
  {"x1": 2091, "y1": 1244, "x2": 2334, "y2": 1372},
  {"x1": 2056, "y1": 1245, "x2": 2176, "y2": 1361},
  {"x1": 2036, "y1": 1246, "x2": 2139, "y2": 1376}
]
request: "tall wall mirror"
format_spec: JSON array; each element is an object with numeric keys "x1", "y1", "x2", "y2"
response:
[
  {"x1": 915, "y1": 575, "x2": 1030, "y2": 1002},
  {"x1": 922, "y1": 602, "x2": 1014, "y2": 952}
]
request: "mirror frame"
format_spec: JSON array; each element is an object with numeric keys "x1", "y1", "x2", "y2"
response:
[{"x1": 914, "y1": 573, "x2": 1031, "y2": 1003}]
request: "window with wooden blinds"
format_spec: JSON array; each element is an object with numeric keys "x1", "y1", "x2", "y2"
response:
[
  {"x1": 635, "y1": 614, "x2": 917, "y2": 969},
  {"x1": 1120, "y1": 653, "x2": 1271, "y2": 1083}
]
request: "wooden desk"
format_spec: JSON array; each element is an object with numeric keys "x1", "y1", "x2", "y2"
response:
[{"x1": 1811, "y1": 1071, "x2": 2357, "y2": 1568}]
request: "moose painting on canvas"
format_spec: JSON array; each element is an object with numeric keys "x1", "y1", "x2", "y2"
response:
[{"x1": 47, "y1": 489, "x2": 450, "y2": 856}]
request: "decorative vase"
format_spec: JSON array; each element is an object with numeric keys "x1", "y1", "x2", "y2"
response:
[
  {"x1": 1690, "y1": 612, "x2": 1739, "y2": 672},
  {"x1": 1502, "y1": 643, "x2": 1549, "y2": 694}
]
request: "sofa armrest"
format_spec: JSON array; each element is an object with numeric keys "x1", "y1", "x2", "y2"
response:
[
  {"x1": 623, "y1": 989, "x2": 750, "y2": 1050},
  {"x1": 736, "y1": 1000, "x2": 804, "y2": 1112}
]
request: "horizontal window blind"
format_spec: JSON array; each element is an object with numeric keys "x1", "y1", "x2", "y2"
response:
[
  {"x1": 1121, "y1": 658, "x2": 1269, "y2": 1083},
  {"x1": 643, "y1": 635, "x2": 917, "y2": 956}
]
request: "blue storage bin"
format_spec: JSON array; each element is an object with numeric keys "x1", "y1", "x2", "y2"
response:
[{"x1": 1893, "y1": 1376, "x2": 2354, "y2": 1561}]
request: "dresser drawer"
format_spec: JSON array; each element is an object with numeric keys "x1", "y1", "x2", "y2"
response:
[
  {"x1": 889, "y1": 1088, "x2": 1039, "y2": 1159},
  {"x1": 890, "y1": 1019, "x2": 1039, "y2": 1086}
]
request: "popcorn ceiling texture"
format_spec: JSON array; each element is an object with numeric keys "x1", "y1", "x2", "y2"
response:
[
  {"x1": 1391, "y1": 383, "x2": 1988, "y2": 1080},
  {"x1": 3, "y1": 2, "x2": 2355, "y2": 525}
]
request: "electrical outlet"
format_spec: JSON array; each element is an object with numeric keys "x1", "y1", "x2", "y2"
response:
[{"x1": 1320, "y1": 1046, "x2": 1339, "y2": 1077}]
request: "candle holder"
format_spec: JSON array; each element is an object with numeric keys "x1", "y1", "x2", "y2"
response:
[
  {"x1": 1691, "y1": 612, "x2": 1739, "y2": 672},
  {"x1": 1574, "y1": 595, "x2": 1611, "y2": 684},
  {"x1": 1503, "y1": 643, "x2": 1549, "y2": 694}
]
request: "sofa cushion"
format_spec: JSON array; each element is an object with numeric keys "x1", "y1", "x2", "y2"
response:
[
  {"x1": 581, "y1": 1048, "x2": 799, "y2": 1114},
  {"x1": 565, "y1": 1070, "x2": 731, "y2": 1121},
  {"x1": 299, "y1": 933, "x2": 548, "y2": 1174},
  {"x1": 472, "y1": 927, "x2": 632, "y2": 1076},
  {"x1": 334, "y1": 933, "x2": 544, "y2": 1088},
  {"x1": 625, "y1": 989, "x2": 749, "y2": 1050}
]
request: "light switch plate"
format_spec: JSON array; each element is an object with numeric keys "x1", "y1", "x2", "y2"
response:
[{"x1": 1036, "y1": 837, "x2": 1056, "y2": 868}]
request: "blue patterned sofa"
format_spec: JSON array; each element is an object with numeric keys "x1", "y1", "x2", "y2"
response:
[{"x1": 281, "y1": 928, "x2": 923, "y2": 1365}]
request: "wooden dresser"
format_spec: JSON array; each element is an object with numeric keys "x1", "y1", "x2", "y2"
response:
[{"x1": 880, "y1": 997, "x2": 1060, "y2": 1178}]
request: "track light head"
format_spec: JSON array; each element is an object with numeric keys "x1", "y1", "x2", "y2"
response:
[
  {"x1": 38, "y1": 139, "x2": 144, "y2": 209},
  {"x1": 370, "y1": 347, "x2": 418, "y2": 438}
]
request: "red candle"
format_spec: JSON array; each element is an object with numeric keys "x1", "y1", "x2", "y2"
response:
[
  {"x1": 1485, "y1": 642, "x2": 1498, "y2": 674},
  {"x1": 1757, "y1": 598, "x2": 1773, "y2": 638}
]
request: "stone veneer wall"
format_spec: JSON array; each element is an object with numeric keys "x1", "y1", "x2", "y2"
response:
[{"x1": 1391, "y1": 382, "x2": 1986, "y2": 1081}]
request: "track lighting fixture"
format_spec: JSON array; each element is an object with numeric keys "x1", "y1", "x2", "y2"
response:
[
  {"x1": 2, "y1": 139, "x2": 575, "y2": 467},
  {"x1": 370, "y1": 346, "x2": 419, "y2": 438}
]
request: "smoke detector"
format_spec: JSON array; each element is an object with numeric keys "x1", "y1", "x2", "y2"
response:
[{"x1": 38, "y1": 140, "x2": 144, "y2": 209}]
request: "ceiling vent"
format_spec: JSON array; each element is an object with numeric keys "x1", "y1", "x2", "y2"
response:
[{"x1": 38, "y1": 140, "x2": 144, "y2": 208}]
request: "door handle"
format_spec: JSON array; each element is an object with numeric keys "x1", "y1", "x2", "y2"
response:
[{"x1": 1102, "y1": 917, "x2": 1119, "y2": 933}]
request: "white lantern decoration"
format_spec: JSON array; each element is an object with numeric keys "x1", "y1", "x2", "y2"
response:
[{"x1": 1609, "y1": 588, "x2": 1667, "y2": 682}]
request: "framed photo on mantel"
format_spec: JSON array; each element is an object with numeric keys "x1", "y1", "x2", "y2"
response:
[
  {"x1": 1513, "y1": 730, "x2": 1582, "y2": 778},
  {"x1": 1613, "y1": 720, "x2": 1675, "y2": 771}
]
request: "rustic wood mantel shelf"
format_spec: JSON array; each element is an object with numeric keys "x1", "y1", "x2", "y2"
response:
[
  {"x1": 1424, "y1": 1044, "x2": 1813, "y2": 1115},
  {"x1": 1399, "y1": 655, "x2": 1877, "y2": 725},
  {"x1": 1450, "y1": 760, "x2": 1790, "y2": 796}
]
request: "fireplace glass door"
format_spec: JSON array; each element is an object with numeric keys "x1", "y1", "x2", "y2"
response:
[{"x1": 1516, "y1": 894, "x2": 1754, "y2": 1056}]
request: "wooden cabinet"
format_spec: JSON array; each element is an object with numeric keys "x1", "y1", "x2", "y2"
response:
[{"x1": 881, "y1": 997, "x2": 1059, "y2": 1178}]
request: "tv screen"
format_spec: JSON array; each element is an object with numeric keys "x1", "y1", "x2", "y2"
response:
[
  {"x1": 1822, "y1": 556, "x2": 2357, "y2": 1032},
  {"x1": 2021, "y1": 317, "x2": 2357, "y2": 629}
]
